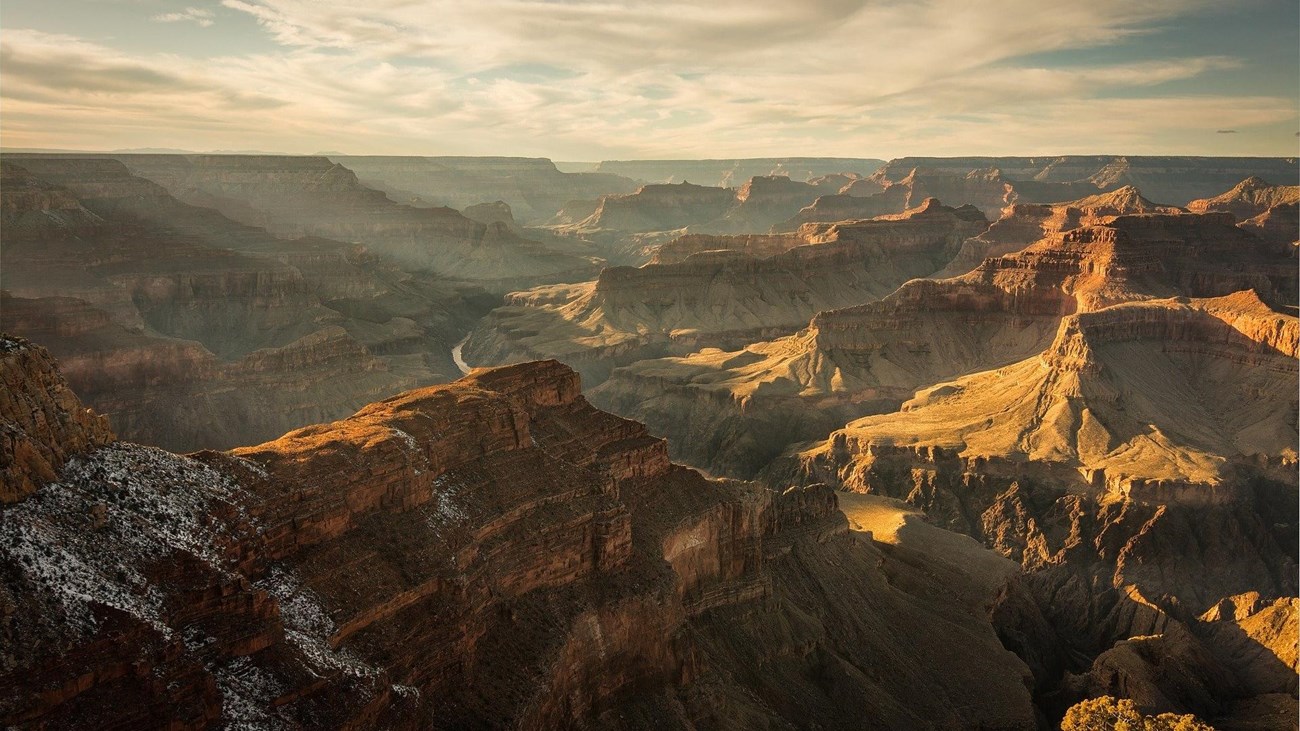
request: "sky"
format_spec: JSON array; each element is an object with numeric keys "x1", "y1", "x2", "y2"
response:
[{"x1": 1, "y1": 0, "x2": 1297, "y2": 159}]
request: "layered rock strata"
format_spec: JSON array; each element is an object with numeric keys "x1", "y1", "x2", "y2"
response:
[
  {"x1": 781, "y1": 292, "x2": 1299, "y2": 726},
  {"x1": 594, "y1": 212, "x2": 1297, "y2": 478},
  {"x1": 466, "y1": 200, "x2": 988, "y2": 385},
  {"x1": 0, "y1": 340, "x2": 1038, "y2": 730}
]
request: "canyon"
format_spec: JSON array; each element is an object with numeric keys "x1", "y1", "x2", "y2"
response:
[
  {"x1": 0, "y1": 336, "x2": 1040, "y2": 730},
  {"x1": 464, "y1": 199, "x2": 989, "y2": 385},
  {"x1": 592, "y1": 203, "x2": 1297, "y2": 478},
  {"x1": 1, "y1": 153, "x2": 1296, "y2": 730},
  {"x1": 0, "y1": 158, "x2": 498, "y2": 451}
]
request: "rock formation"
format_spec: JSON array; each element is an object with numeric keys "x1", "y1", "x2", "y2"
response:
[
  {"x1": 0, "y1": 159, "x2": 496, "y2": 451},
  {"x1": 593, "y1": 211, "x2": 1297, "y2": 478},
  {"x1": 0, "y1": 338, "x2": 1038, "y2": 730},
  {"x1": 567, "y1": 181, "x2": 738, "y2": 235},
  {"x1": 465, "y1": 200, "x2": 988, "y2": 385},
  {"x1": 782, "y1": 292, "x2": 1298, "y2": 726},
  {"x1": 1187, "y1": 176, "x2": 1300, "y2": 219},
  {"x1": 1188, "y1": 176, "x2": 1300, "y2": 247},
  {"x1": 777, "y1": 166, "x2": 1106, "y2": 227},
  {"x1": 934, "y1": 185, "x2": 1185, "y2": 278}
]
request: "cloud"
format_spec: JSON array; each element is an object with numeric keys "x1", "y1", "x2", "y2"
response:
[
  {"x1": 2, "y1": 1, "x2": 1297, "y2": 157},
  {"x1": 152, "y1": 7, "x2": 215, "y2": 27}
]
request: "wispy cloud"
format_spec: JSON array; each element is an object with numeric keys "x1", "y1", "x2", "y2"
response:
[
  {"x1": 2, "y1": 1, "x2": 1296, "y2": 156},
  {"x1": 152, "y1": 7, "x2": 215, "y2": 27}
]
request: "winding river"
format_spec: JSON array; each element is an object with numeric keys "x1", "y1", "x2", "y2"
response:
[{"x1": 451, "y1": 335, "x2": 472, "y2": 376}]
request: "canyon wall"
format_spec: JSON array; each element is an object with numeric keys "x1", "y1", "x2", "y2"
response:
[
  {"x1": 466, "y1": 200, "x2": 989, "y2": 386},
  {"x1": 0, "y1": 158, "x2": 497, "y2": 451},
  {"x1": 593, "y1": 211, "x2": 1297, "y2": 479},
  {"x1": 0, "y1": 340, "x2": 1038, "y2": 730}
]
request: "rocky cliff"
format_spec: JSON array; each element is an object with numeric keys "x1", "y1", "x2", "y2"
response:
[
  {"x1": 0, "y1": 341, "x2": 1038, "y2": 730},
  {"x1": 777, "y1": 166, "x2": 1105, "y2": 228},
  {"x1": 465, "y1": 200, "x2": 989, "y2": 386},
  {"x1": 0, "y1": 336, "x2": 114, "y2": 503},
  {"x1": 570, "y1": 181, "x2": 738, "y2": 234},
  {"x1": 1187, "y1": 176, "x2": 1300, "y2": 220},
  {"x1": 934, "y1": 185, "x2": 1185, "y2": 278},
  {"x1": 780, "y1": 291, "x2": 1298, "y2": 727},
  {"x1": 0, "y1": 159, "x2": 497, "y2": 451},
  {"x1": 592, "y1": 211, "x2": 1297, "y2": 478},
  {"x1": 1188, "y1": 177, "x2": 1300, "y2": 247}
]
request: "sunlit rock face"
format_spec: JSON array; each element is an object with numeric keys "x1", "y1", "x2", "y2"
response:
[
  {"x1": 0, "y1": 342, "x2": 1039, "y2": 730},
  {"x1": 464, "y1": 199, "x2": 989, "y2": 386},
  {"x1": 1188, "y1": 176, "x2": 1300, "y2": 247},
  {"x1": 776, "y1": 291, "x2": 1298, "y2": 725},
  {"x1": 593, "y1": 207, "x2": 1297, "y2": 480}
]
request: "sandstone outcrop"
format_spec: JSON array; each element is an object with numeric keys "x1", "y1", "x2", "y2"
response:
[
  {"x1": 781, "y1": 292, "x2": 1298, "y2": 725},
  {"x1": 594, "y1": 211, "x2": 1297, "y2": 478},
  {"x1": 0, "y1": 342, "x2": 1038, "y2": 729},
  {"x1": 934, "y1": 185, "x2": 1185, "y2": 278},
  {"x1": 0, "y1": 335, "x2": 114, "y2": 503},
  {"x1": 690, "y1": 175, "x2": 825, "y2": 233},
  {"x1": 1187, "y1": 176, "x2": 1300, "y2": 220},
  {"x1": 1188, "y1": 177, "x2": 1300, "y2": 247},
  {"x1": 568, "y1": 181, "x2": 738, "y2": 234},
  {"x1": 466, "y1": 200, "x2": 989, "y2": 385},
  {"x1": 778, "y1": 166, "x2": 1103, "y2": 227}
]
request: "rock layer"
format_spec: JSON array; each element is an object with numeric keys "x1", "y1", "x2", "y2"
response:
[
  {"x1": 593, "y1": 211, "x2": 1297, "y2": 478},
  {"x1": 467, "y1": 200, "x2": 989, "y2": 385},
  {"x1": 782, "y1": 292, "x2": 1298, "y2": 725}
]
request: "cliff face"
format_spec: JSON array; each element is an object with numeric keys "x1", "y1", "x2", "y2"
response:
[
  {"x1": 465, "y1": 200, "x2": 989, "y2": 386},
  {"x1": 688, "y1": 175, "x2": 824, "y2": 233},
  {"x1": 330, "y1": 155, "x2": 639, "y2": 223},
  {"x1": 0, "y1": 336, "x2": 114, "y2": 503},
  {"x1": 0, "y1": 344, "x2": 1038, "y2": 730},
  {"x1": 777, "y1": 167, "x2": 1100, "y2": 228},
  {"x1": 1187, "y1": 177, "x2": 1300, "y2": 247},
  {"x1": 592, "y1": 211, "x2": 1297, "y2": 479},
  {"x1": 934, "y1": 185, "x2": 1186, "y2": 278},
  {"x1": 572, "y1": 181, "x2": 738, "y2": 234},
  {"x1": 0, "y1": 159, "x2": 498, "y2": 452},
  {"x1": 1187, "y1": 176, "x2": 1300, "y2": 220},
  {"x1": 782, "y1": 292, "x2": 1298, "y2": 725}
]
